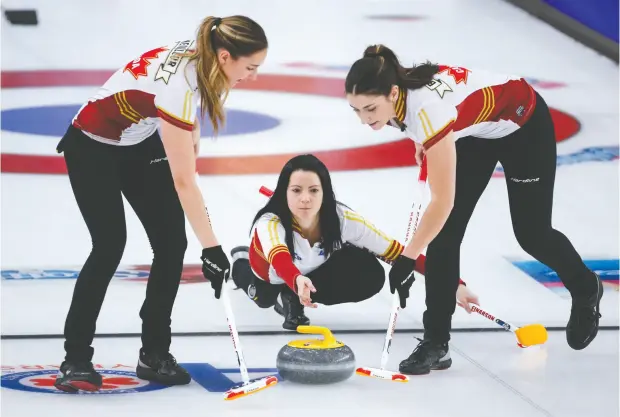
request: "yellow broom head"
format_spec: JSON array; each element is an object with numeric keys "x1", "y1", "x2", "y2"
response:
[{"x1": 514, "y1": 324, "x2": 548, "y2": 346}]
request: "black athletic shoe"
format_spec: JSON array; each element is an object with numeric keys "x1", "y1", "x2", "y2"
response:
[
  {"x1": 136, "y1": 349, "x2": 191, "y2": 385},
  {"x1": 399, "y1": 338, "x2": 452, "y2": 375},
  {"x1": 567, "y1": 272, "x2": 604, "y2": 350},
  {"x1": 275, "y1": 287, "x2": 310, "y2": 331},
  {"x1": 54, "y1": 361, "x2": 102, "y2": 393}
]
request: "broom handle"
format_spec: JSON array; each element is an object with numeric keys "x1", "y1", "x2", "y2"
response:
[
  {"x1": 379, "y1": 161, "x2": 428, "y2": 369},
  {"x1": 470, "y1": 305, "x2": 518, "y2": 332},
  {"x1": 221, "y1": 263, "x2": 251, "y2": 384}
]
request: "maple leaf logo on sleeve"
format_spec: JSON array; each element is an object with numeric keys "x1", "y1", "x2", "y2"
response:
[
  {"x1": 438, "y1": 65, "x2": 470, "y2": 84},
  {"x1": 123, "y1": 47, "x2": 169, "y2": 80}
]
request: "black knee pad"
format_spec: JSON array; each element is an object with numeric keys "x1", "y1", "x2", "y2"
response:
[
  {"x1": 231, "y1": 259, "x2": 251, "y2": 286},
  {"x1": 232, "y1": 261, "x2": 280, "y2": 309}
]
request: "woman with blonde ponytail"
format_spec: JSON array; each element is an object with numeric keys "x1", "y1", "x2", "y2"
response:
[
  {"x1": 53, "y1": 15, "x2": 267, "y2": 393},
  {"x1": 188, "y1": 16, "x2": 268, "y2": 134}
]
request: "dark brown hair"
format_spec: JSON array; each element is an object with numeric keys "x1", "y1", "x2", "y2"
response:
[
  {"x1": 345, "y1": 44, "x2": 439, "y2": 96},
  {"x1": 252, "y1": 155, "x2": 344, "y2": 258},
  {"x1": 188, "y1": 16, "x2": 267, "y2": 134}
]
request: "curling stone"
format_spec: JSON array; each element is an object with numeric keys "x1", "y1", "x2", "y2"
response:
[{"x1": 276, "y1": 325, "x2": 355, "y2": 384}]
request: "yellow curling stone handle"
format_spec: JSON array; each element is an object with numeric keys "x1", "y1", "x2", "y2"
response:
[{"x1": 287, "y1": 326, "x2": 344, "y2": 350}]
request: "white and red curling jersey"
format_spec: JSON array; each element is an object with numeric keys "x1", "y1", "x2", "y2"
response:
[
  {"x1": 248, "y1": 205, "x2": 404, "y2": 290},
  {"x1": 393, "y1": 65, "x2": 537, "y2": 150},
  {"x1": 72, "y1": 40, "x2": 199, "y2": 146}
]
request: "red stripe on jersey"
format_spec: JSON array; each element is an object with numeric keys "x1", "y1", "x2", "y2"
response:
[
  {"x1": 383, "y1": 240, "x2": 404, "y2": 262},
  {"x1": 157, "y1": 108, "x2": 194, "y2": 131},
  {"x1": 489, "y1": 79, "x2": 536, "y2": 126},
  {"x1": 249, "y1": 230, "x2": 271, "y2": 283},
  {"x1": 422, "y1": 120, "x2": 455, "y2": 150},
  {"x1": 249, "y1": 230, "x2": 301, "y2": 290},
  {"x1": 124, "y1": 89, "x2": 158, "y2": 120},
  {"x1": 453, "y1": 88, "x2": 488, "y2": 130},
  {"x1": 73, "y1": 90, "x2": 157, "y2": 140},
  {"x1": 453, "y1": 78, "x2": 536, "y2": 133}
]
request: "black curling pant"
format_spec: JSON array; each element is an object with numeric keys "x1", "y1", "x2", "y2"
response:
[
  {"x1": 232, "y1": 245, "x2": 386, "y2": 308},
  {"x1": 423, "y1": 92, "x2": 593, "y2": 343},
  {"x1": 58, "y1": 126, "x2": 187, "y2": 361}
]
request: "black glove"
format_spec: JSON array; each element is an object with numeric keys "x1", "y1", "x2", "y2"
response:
[
  {"x1": 201, "y1": 245, "x2": 230, "y2": 299},
  {"x1": 389, "y1": 255, "x2": 416, "y2": 308}
]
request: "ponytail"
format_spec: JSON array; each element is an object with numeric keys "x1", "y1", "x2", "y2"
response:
[
  {"x1": 188, "y1": 15, "x2": 268, "y2": 135},
  {"x1": 345, "y1": 44, "x2": 439, "y2": 96},
  {"x1": 188, "y1": 17, "x2": 228, "y2": 135}
]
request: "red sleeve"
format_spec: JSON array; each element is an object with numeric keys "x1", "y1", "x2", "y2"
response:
[{"x1": 270, "y1": 247, "x2": 302, "y2": 291}]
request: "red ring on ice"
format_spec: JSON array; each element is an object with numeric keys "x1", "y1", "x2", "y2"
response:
[{"x1": 0, "y1": 70, "x2": 579, "y2": 175}]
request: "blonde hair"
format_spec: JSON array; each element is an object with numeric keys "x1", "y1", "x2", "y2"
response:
[{"x1": 188, "y1": 15, "x2": 267, "y2": 134}]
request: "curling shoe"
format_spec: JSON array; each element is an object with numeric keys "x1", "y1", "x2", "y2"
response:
[
  {"x1": 54, "y1": 360, "x2": 102, "y2": 393},
  {"x1": 566, "y1": 272, "x2": 604, "y2": 350},
  {"x1": 274, "y1": 286, "x2": 310, "y2": 330},
  {"x1": 399, "y1": 338, "x2": 452, "y2": 375},
  {"x1": 136, "y1": 349, "x2": 191, "y2": 385}
]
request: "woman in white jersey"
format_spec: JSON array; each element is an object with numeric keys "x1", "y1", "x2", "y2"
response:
[
  {"x1": 228, "y1": 154, "x2": 476, "y2": 330},
  {"x1": 53, "y1": 16, "x2": 268, "y2": 393},
  {"x1": 345, "y1": 45, "x2": 603, "y2": 375}
]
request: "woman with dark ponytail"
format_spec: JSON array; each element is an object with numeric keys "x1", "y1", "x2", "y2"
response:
[
  {"x1": 346, "y1": 44, "x2": 603, "y2": 375},
  {"x1": 53, "y1": 16, "x2": 268, "y2": 393}
]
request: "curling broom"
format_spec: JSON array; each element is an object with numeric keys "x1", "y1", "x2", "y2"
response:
[
  {"x1": 221, "y1": 272, "x2": 278, "y2": 400},
  {"x1": 354, "y1": 159, "x2": 429, "y2": 382},
  {"x1": 470, "y1": 305, "x2": 548, "y2": 348},
  {"x1": 197, "y1": 173, "x2": 278, "y2": 400}
]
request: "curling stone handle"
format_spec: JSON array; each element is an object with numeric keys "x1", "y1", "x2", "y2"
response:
[{"x1": 296, "y1": 326, "x2": 337, "y2": 347}]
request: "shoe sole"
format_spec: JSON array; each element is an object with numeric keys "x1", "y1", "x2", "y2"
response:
[
  {"x1": 432, "y1": 358, "x2": 453, "y2": 371},
  {"x1": 54, "y1": 380, "x2": 101, "y2": 393},
  {"x1": 136, "y1": 366, "x2": 191, "y2": 385},
  {"x1": 399, "y1": 358, "x2": 453, "y2": 376},
  {"x1": 230, "y1": 246, "x2": 250, "y2": 257},
  {"x1": 282, "y1": 319, "x2": 311, "y2": 331},
  {"x1": 274, "y1": 300, "x2": 310, "y2": 330},
  {"x1": 282, "y1": 322, "x2": 298, "y2": 331},
  {"x1": 54, "y1": 383, "x2": 78, "y2": 393}
]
